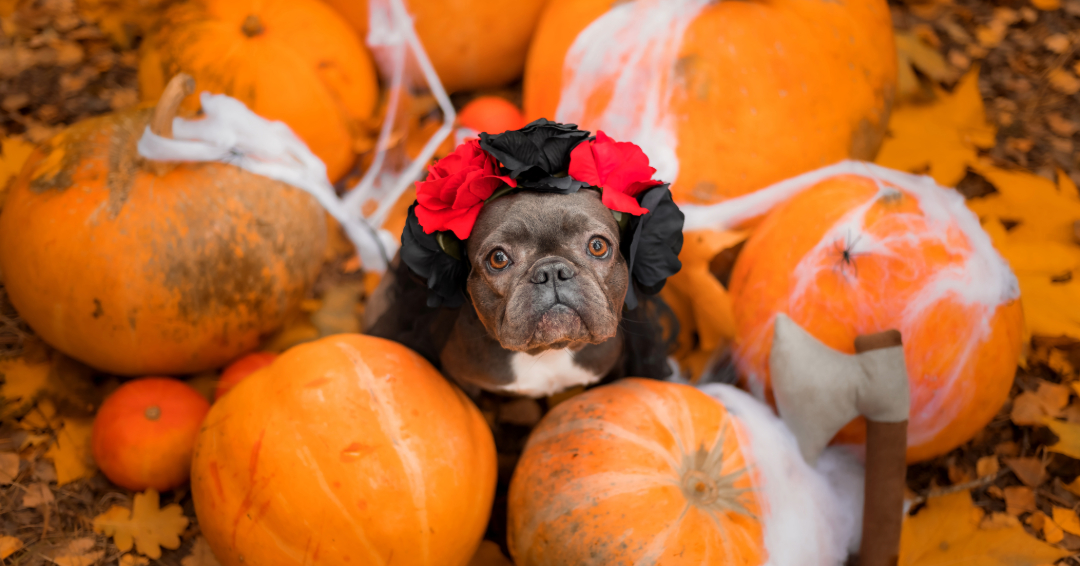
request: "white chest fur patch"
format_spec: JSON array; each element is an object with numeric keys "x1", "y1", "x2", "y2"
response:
[{"x1": 504, "y1": 349, "x2": 603, "y2": 398}]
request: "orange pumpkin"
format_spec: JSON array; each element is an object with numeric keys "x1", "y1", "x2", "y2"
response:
[
  {"x1": 192, "y1": 334, "x2": 497, "y2": 566},
  {"x1": 0, "y1": 78, "x2": 328, "y2": 376},
  {"x1": 214, "y1": 352, "x2": 278, "y2": 401},
  {"x1": 728, "y1": 173, "x2": 1024, "y2": 462},
  {"x1": 457, "y1": 96, "x2": 527, "y2": 135},
  {"x1": 523, "y1": 0, "x2": 897, "y2": 203},
  {"x1": 323, "y1": 0, "x2": 550, "y2": 93},
  {"x1": 92, "y1": 378, "x2": 211, "y2": 491},
  {"x1": 138, "y1": 0, "x2": 379, "y2": 182},
  {"x1": 509, "y1": 378, "x2": 764, "y2": 564}
]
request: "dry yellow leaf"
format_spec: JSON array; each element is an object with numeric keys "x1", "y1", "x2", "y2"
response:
[
  {"x1": 0, "y1": 536, "x2": 23, "y2": 560},
  {"x1": 968, "y1": 164, "x2": 1080, "y2": 245},
  {"x1": 876, "y1": 68, "x2": 997, "y2": 187},
  {"x1": 1004, "y1": 457, "x2": 1048, "y2": 487},
  {"x1": 0, "y1": 451, "x2": 18, "y2": 484},
  {"x1": 976, "y1": 455, "x2": 1000, "y2": 477},
  {"x1": 1048, "y1": 69, "x2": 1080, "y2": 95},
  {"x1": 1062, "y1": 477, "x2": 1080, "y2": 498},
  {"x1": 93, "y1": 489, "x2": 189, "y2": 560},
  {"x1": 1004, "y1": 486, "x2": 1036, "y2": 515},
  {"x1": 1052, "y1": 350, "x2": 1077, "y2": 378},
  {"x1": 0, "y1": 136, "x2": 34, "y2": 198},
  {"x1": 49, "y1": 538, "x2": 103, "y2": 566},
  {"x1": 896, "y1": 32, "x2": 958, "y2": 99},
  {"x1": 1044, "y1": 417, "x2": 1080, "y2": 459},
  {"x1": 120, "y1": 554, "x2": 150, "y2": 566},
  {"x1": 1032, "y1": 510, "x2": 1065, "y2": 543},
  {"x1": 1012, "y1": 391, "x2": 1047, "y2": 425},
  {"x1": 0, "y1": 357, "x2": 51, "y2": 406},
  {"x1": 1052, "y1": 506, "x2": 1080, "y2": 535},
  {"x1": 900, "y1": 490, "x2": 1069, "y2": 565},
  {"x1": 22, "y1": 482, "x2": 55, "y2": 508},
  {"x1": 46, "y1": 412, "x2": 95, "y2": 486},
  {"x1": 181, "y1": 537, "x2": 221, "y2": 566}
]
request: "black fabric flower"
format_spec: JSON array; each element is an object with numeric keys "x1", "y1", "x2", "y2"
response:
[
  {"x1": 400, "y1": 203, "x2": 469, "y2": 308},
  {"x1": 479, "y1": 118, "x2": 591, "y2": 193},
  {"x1": 621, "y1": 185, "x2": 685, "y2": 309}
]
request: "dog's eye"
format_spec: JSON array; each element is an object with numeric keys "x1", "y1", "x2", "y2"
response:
[
  {"x1": 588, "y1": 237, "x2": 610, "y2": 258},
  {"x1": 489, "y1": 249, "x2": 510, "y2": 270}
]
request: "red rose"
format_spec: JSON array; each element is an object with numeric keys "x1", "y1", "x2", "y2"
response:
[
  {"x1": 415, "y1": 139, "x2": 516, "y2": 239},
  {"x1": 568, "y1": 131, "x2": 663, "y2": 216}
]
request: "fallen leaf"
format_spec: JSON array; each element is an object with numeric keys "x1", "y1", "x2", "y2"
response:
[
  {"x1": 1045, "y1": 418, "x2": 1080, "y2": 459},
  {"x1": 1036, "y1": 381, "x2": 1071, "y2": 416},
  {"x1": 899, "y1": 490, "x2": 1069, "y2": 564},
  {"x1": 1047, "y1": 113, "x2": 1079, "y2": 136},
  {"x1": 21, "y1": 482, "x2": 55, "y2": 507},
  {"x1": 120, "y1": 554, "x2": 150, "y2": 566},
  {"x1": 970, "y1": 164, "x2": 1080, "y2": 245},
  {"x1": 93, "y1": 489, "x2": 189, "y2": 559},
  {"x1": 1045, "y1": 34, "x2": 1072, "y2": 53},
  {"x1": 0, "y1": 357, "x2": 51, "y2": 407},
  {"x1": 46, "y1": 413, "x2": 95, "y2": 485},
  {"x1": 48, "y1": 538, "x2": 103, "y2": 566},
  {"x1": 1051, "y1": 350, "x2": 1077, "y2": 379},
  {"x1": 876, "y1": 68, "x2": 997, "y2": 187},
  {"x1": 0, "y1": 536, "x2": 23, "y2": 560},
  {"x1": 896, "y1": 31, "x2": 958, "y2": 99},
  {"x1": 181, "y1": 537, "x2": 221, "y2": 566},
  {"x1": 1012, "y1": 391, "x2": 1049, "y2": 425},
  {"x1": 1032, "y1": 0, "x2": 1062, "y2": 8},
  {"x1": 1054, "y1": 506, "x2": 1080, "y2": 535},
  {"x1": 0, "y1": 135, "x2": 34, "y2": 199},
  {"x1": 0, "y1": 451, "x2": 18, "y2": 484},
  {"x1": 1049, "y1": 69, "x2": 1080, "y2": 95},
  {"x1": 468, "y1": 541, "x2": 513, "y2": 566},
  {"x1": 976, "y1": 455, "x2": 1000, "y2": 477},
  {"x1": 980, "y1": 511, "x2": 1022, "y2": 529},
  {"x1": 1063, "y1": 477, "x2": 1080, "y2": 498},
  {"x1": 1004, "y1": 486, "x2": 1037, "y2": 515},
  {"x1": 1004, "y1": 457, "x2": 1048, "y2": 487},
  {"x1": 988, "y1": 485, "x2": 1005, "y2": 499}
]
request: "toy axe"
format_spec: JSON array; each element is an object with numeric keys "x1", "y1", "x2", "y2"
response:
[{"x1": 769, "y1": 313, "x2": 909, "y2": 566}]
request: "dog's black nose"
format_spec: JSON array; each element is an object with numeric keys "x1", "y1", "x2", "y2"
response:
[{"x1": 530, "y1": 258, "x2": 576, "y2": 285}]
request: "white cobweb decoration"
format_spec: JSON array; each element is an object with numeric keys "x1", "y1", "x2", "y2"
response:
[{"x1": 137, "y1": 0, "x2": 455, "y2": 275}]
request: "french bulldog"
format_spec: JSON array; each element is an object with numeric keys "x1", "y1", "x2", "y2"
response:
[{"x1": 364, "y1": 186, "x2": 683, "y2": 397}]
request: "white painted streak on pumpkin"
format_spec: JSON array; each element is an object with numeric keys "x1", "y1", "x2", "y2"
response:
[
  {"x1": 526, "y1": 417, "x2": 681, "y2": 473},
  {"x1": 295, "y1": 445, "x2": 386, "y2": 565},
  {"x1": 684, "y1": 161, "x2": 1019, "y2": 445},
  {"x1": 634, "y1": 503, "x2": 690, "y2": 566},
  {"x1": 554, "y1": 0, "x2": 712, "y2": 186},
  {"x1": 336, "y1": 342, "x2": 431, "y2": 565},
  {"x1": 622, "y1": 380, "x2": 694, "y2": 457}
]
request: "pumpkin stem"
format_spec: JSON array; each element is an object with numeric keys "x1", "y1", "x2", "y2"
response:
[
  {"x1": 241, "y1": 15, "x2": 264, "y2": 37},
  {"x1": 150, "y1": 73, "x2": 195, "y2": 140},
  {"x1": 144, "y1": 406, "x2": 162, "y2": 421}
]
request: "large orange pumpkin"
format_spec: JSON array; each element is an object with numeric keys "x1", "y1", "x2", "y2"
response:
[
  {"x1": 523, "y1": 0, "x2": 897, "y2": 203},
  {"x1": 138, "y1": 0, "x2": 379, "y2": 182},
  {"x1": 322, "y1": 0, "x2": 550, "y2": 93},
  {"x1": 509, "y1": 378, "x2": 765, "y2": 565},
  {"x1": 728, "y1": 172, "x2": 1024, "y2": 462},
  {"x1": 192, "y1": 334, "x2": 497, "y2": 566},
  {"x1": 92, "y1": 377, "x2": 210, "y2": 491},
  {"x1": 0, "y1": 79, "x2": 328, "y2": 376}
]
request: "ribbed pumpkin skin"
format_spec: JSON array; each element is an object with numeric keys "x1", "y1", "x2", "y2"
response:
[
  {"x1": 523, "y1": 0, "x2": 897, "y2": 203},
  {"x1": 0, "y1": 108, "x2": 327, "y2": 375},
  {"x1": 138, "y1": 0, "x2": 379, "y2": 182},
  {"x1": 509, "y1": 378, "x2": 764, "y2": 565},
  {"x1": 322, "y1": 0, "x2": 550, "y2": 93},
  {"x1": 728, "y1": 176, "x2": 1024, "y2": 463},
  {"x1": 191, "y1": 334, "x2": 497, "y2": 566}
]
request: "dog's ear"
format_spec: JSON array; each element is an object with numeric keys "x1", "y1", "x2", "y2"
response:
[{"x1": 620, "y1": 185, "x2": 685, "y2": 309}]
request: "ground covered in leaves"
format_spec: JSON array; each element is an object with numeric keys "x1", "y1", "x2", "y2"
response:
[{"x1": 2, "y1": 0, "x2": 1080, "y2": 564}]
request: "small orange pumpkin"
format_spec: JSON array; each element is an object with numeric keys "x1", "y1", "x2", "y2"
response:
[
  {"x1": 92, "y1": 378, "x2": 211, "y2": 491},
  {"x1": 192, "y1": 334, "x2": 497, "y2": 566},
  {"x1": 523, "y1": 0, "x2": 897, "y2": 202},
  {"x1": 457, "y1": 96, "x2": 527, "y2": 135},
  {"x1": 0, "y1": 77, "x2": 328, "y2": 376},
  {"x1": 138, "y1": 0, "x2": 379, "y2": 182},
  {"x1": 323, "y1": 0, "x2": 550, "y2": 93},
  {"x1": 728, "y1": 173, "x2": 1024, "y2": 462},
  {"x1": 509, "y1": 378, "x2": 764, "y2": 564},
  {"x1": 214, "y1": 352, "x2": 278, "y2": 401}
]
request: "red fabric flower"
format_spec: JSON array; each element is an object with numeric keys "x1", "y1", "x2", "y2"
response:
[
  {"x1": 414, "y1": 139, "x2": 516, "y2": 239},
  {"x1": 568, "y1": 131, "x2": 663, "y2": 216}
]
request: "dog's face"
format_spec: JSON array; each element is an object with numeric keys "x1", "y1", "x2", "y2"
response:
[{"x1": 466, "y1": 189, "x2": 628, "y2": 353}]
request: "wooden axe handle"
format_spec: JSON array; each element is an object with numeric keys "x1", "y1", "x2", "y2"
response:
[{"x1": 855, "y1": 330, "x2": 906, "y2": 566}]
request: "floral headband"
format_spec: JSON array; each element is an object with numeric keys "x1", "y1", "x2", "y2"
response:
[{"x1": 399, "y1": 118, "x2": 684, "y2": 311}]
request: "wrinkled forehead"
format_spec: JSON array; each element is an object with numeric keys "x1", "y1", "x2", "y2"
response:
[{"x1": 469, "y1": 190, "x2": 620, "y2": 253}]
